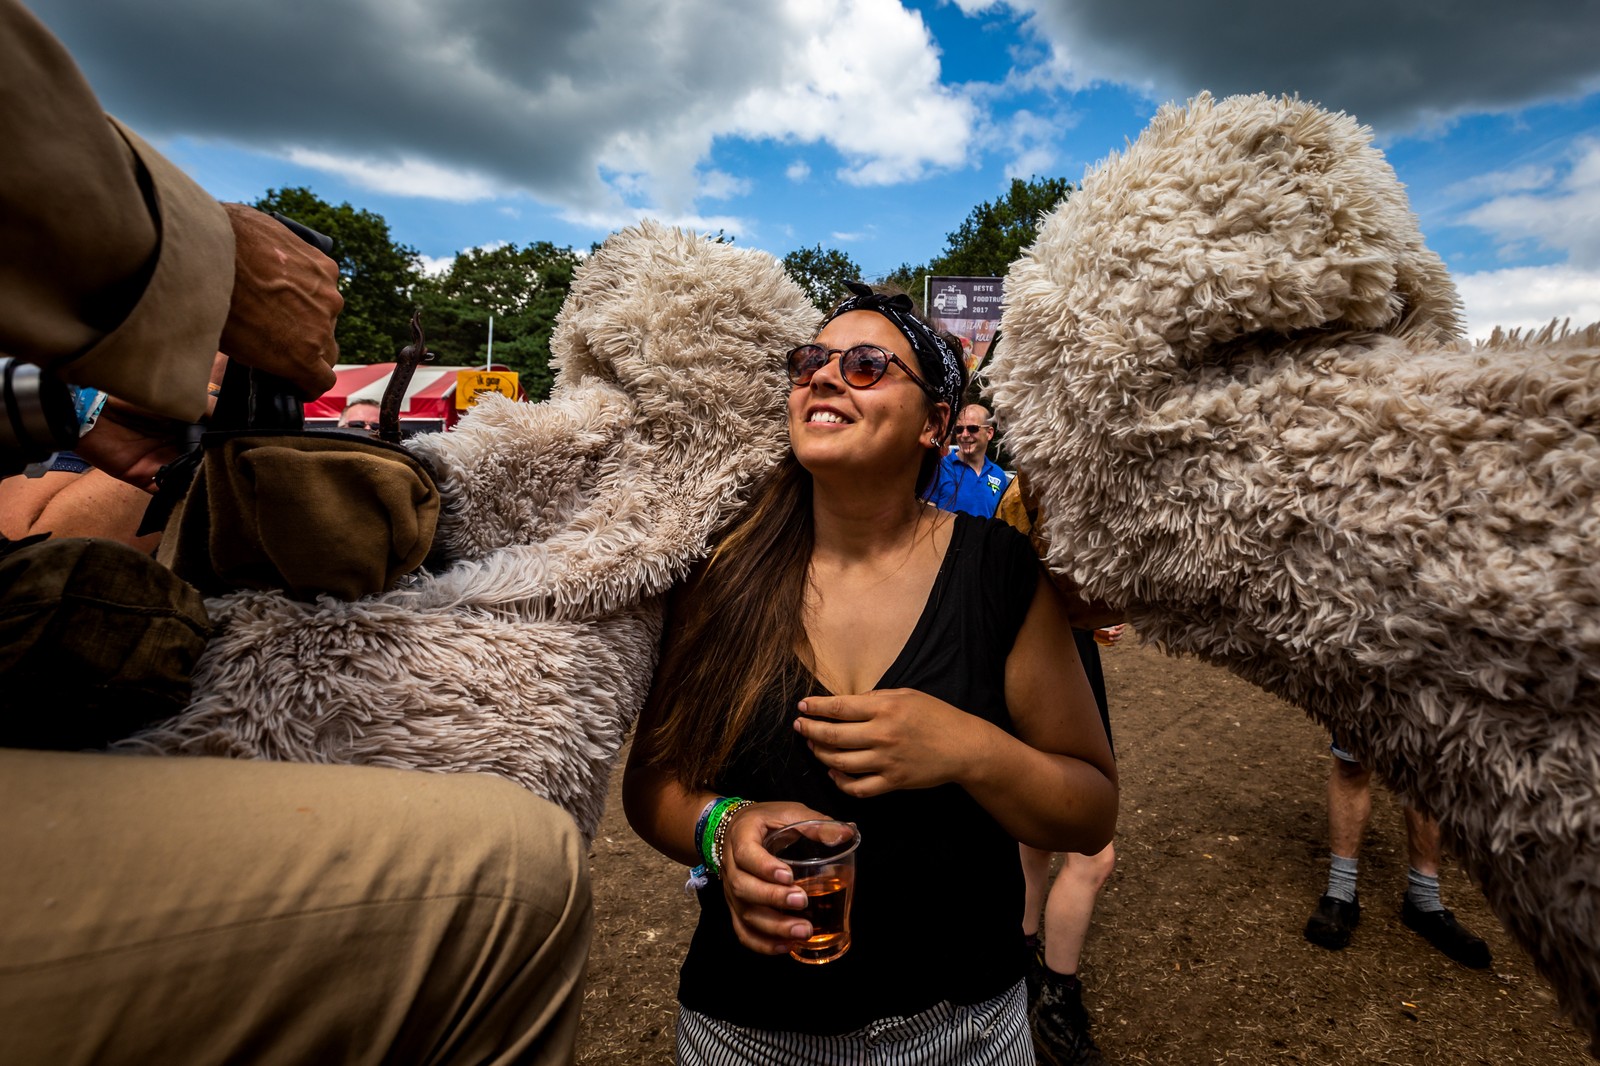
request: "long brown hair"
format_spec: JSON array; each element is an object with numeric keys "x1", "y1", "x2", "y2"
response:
[{"x1": 640, "y1": 300, "x2": 967, "y2": 788}]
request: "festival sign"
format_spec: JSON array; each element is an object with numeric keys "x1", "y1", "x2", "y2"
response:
[
  {"x1": 925, "y1": 276, "x2": 1004, "y2": 372},
  {"x1": 455, "y1": 369, "x2": 522, "y2": 409}
]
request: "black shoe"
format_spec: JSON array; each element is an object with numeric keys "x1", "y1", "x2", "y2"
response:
[
  {"x1": 1303, "y1": 894, "x2": 1360, "y2": 950},
  {"x1": 1031, "y1": 969, "x2": 1106, "y2": 1066},
  {"x1": 1402, "y1": 900, "x2": 1492, "y2": 969},
  {"x1": 1023, "y1": 935, "x2": 1045, "y2": 1011}
]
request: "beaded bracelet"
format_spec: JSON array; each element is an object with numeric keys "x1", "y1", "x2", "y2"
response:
[
  {"x1": 698, "y1": 796, "x2": 744, "y2": 870},
  {"x1": 710, "y1": 800, "x2": 752, "y2": 879},
  {"x1": 686, "y1": 796, "x2": 750, "y2": 891}
]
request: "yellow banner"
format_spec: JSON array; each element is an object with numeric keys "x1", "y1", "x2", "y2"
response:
[{"x1": 456, "y1": 370, "x2": 520, "y2": 410}]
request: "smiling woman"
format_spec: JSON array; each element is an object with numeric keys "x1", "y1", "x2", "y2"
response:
[{"x1": 623, "y1": 282, "x2": 1118, "y2": 1064}]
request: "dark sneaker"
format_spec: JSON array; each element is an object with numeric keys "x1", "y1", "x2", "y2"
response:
[
  {"x1": 1303, "y1": 894, "x2": 1360, "y2": 950},
  {"x1": 1031, "y1": 969, "x2": 1106, "y2": 1066},
  {"x1": 1402, "y1": 900, "x2": 1492, "y2": 969}
]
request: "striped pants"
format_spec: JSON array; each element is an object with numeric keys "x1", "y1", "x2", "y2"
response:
[{"x1": 676, "y1": 980, "x2": 1035, "y2": 1065}]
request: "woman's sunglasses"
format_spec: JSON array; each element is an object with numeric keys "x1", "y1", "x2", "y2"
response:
[{"x1": 786, "y1": 344, "x2": 937, "y2": 399}]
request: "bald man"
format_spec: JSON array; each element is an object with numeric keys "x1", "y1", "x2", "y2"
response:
[{"x1": 927, "y1": 403, "x2": 1011, "y2": 518}]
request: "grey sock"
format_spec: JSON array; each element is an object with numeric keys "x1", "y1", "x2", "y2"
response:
[
  {"x1": 1326, "y1": 854, "x2": 1359, "y2": 903},
  {"x1": 1406, "y1": 868, "x2": 1444, "y2": 912}
]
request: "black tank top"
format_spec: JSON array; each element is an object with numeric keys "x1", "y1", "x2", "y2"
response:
[{"x1": 677, "y1": 515, "x2": 1041, "y2": 1034}]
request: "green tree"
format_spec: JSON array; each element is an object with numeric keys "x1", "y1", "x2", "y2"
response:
[
  {"x1": 878, "y1": 261, "x2": 931, "y2": 309},
  {"x1": 781, "y1": 244, "x2": 863, "y2": 311},
  {"x1": 876, "y1": 176, "x2": 1074, "y2": 308},
  {"x1": 934, "y1": 176, "x2": 1073, "y2": 277},
  {"x1": 252, "y1": 187, "x2": 422, "y2": 363},
  {"x1": 413, "y1": 242, "x2": 582, "y2": 402}
]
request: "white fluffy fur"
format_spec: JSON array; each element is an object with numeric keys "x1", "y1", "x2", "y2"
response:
[
  {"x1": 123, "y1": 222, "x2": 820, "y2": 838},
  {"x1": 990, "y1": 93, "x2": 1600, "y2": 1048}
]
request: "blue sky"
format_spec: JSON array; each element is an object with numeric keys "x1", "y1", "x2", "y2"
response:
[{"x1": 30, "y1": 0, "x2": 1600, "y2": 339}]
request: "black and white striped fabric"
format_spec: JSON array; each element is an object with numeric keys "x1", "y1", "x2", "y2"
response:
[{"x1": 676, "y1": 980, "x2": 1034, "y2": 1065}]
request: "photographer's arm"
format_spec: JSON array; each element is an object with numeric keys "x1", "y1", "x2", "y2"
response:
[
  {"x1": 0, "y1": 0, "x2": 230, "y2": 421},
  {"x1": 0, "y1": 1, "x2": 338, "y2": 424}
]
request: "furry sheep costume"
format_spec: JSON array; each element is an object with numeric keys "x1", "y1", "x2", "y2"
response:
[
  {"x1": 123, "y1": 222, "x2": 821, "y2": 840},
  {"x1": 988, "y1": 92, "x2": 1600, "y2": 1047}
]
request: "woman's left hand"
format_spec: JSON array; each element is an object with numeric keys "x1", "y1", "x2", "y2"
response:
[{"x1": 794, "y1": 690, "x2": 984, "y2": 797}]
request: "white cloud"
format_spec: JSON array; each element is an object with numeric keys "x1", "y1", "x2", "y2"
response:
[
  {"x1": 37, "y1": 0, "x2": 976, "y2": 218},
  {"x1": 284, "y1": 149, "x2": 507, "y2": 202},
  {"x1": 831, "y1": 231, "x2": 863, "y2": 242},
  {"x1": 417, "y1": 254, "x2": 455, "y2": 277},
  {"x1": 1455, "y1": 264, "x2": 1600, "y2": 341},
  {"x1": 968, "y1": 0, "x2": 1600, "y2": 135},
  {"x1": 724, "y1": 0, "x2": 976, "y2": 186},
  {"x1": 1462, "y1": 139, "x2": 1600, "y2": 267},
  {"x1": 699, "y1": 169, "x2": 752, "y2": 201},
  {"x1": 974, "y1": 108, "x2": 1067, "y2": 181},
  {"x1": 418, "y1": 240, "x2": 511, "y2": 276},
  {"x1": 1445, "y1": 164, "x2": 1558, "y2": 199},
  {"x1": 786, "y1": 160, "x2": 812, "y2": 182}
]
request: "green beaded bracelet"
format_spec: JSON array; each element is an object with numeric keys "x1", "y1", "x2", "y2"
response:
[
  {"x1": 698, "y1": 796, "x2": 745, "y2": 870},
  {"x1": 710, "y1": 800, "x2": 752, "y2": 878}
]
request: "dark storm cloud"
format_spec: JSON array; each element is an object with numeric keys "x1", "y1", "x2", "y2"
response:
[
  {"x1": 1014, "y1": 0, "x2": 1600, "y2": 132},
  {"x1": 27, "y1": 0, "x2": 815, "y2": 209}
]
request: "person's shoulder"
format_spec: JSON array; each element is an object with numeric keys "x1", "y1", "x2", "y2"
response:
[
  {"x1": 954, "y1": 512, "x2": 1037, "y2": 560},
  {"x1": 952, "y1": 516, "x2": 1043, "y2": 632}
]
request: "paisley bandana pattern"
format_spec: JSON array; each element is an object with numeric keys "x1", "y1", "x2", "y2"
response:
[{"x1": 823, "y1": 281, "x2": 965, "y2": 437}]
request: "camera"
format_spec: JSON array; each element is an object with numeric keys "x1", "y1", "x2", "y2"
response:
[{"x1": 0, "y1": 357, "x2": 80, "y2": 479}]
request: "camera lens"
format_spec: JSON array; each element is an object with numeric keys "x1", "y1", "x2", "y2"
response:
[{"x1": 0, "y1": 358, "x2": 81, "y2": 475}]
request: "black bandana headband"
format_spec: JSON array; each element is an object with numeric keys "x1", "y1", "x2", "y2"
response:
[{"x1": 822, "y1": 281, "x2": 965, "y2": 436}]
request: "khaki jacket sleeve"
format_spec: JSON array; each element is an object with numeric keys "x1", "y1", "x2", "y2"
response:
[{"x1": 0, "y1": 0, "x2": 233, "y2": 421}]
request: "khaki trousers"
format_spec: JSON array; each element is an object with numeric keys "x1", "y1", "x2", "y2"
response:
[{"x1": 0, "y1": 750, "x2": 591, "y2": 1065}]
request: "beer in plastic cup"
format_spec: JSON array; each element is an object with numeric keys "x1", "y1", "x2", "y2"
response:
[{"x1": 763, "y1": 820, "x2": 861, "y2": 965}]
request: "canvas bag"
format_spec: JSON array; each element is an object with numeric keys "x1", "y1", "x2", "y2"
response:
[{"x1": 155, "y1": 427, "x2": 440, "y2": 601}]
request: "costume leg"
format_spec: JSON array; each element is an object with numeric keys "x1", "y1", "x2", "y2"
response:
[
  {"x1": 1398, "y1": 803, "x2": 1491, "y2": 968},
  {"x1": 1327, "y1": 754, "x2": 1373, "y2": 862},
  {"x1": 0, "y1": 749, "x2": 591, "y2": 1066},
  {"x1": 1306, "y1": 748, "x2": 1369, "y2": 950},
  {"x1": 1402, "y1": 804, "x2": 1442, "y2": 878}
]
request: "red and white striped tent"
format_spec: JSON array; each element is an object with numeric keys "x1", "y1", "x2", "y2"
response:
[{"x1": 305, "y1": 363, "x2": 521, "y2": 434}]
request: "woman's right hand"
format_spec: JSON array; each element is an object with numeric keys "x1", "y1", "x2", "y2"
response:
[{"x1": 719, "y1": 799, "x2": 832, "y2": 955}]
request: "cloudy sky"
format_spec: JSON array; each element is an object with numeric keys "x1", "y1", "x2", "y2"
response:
[{"x1": 31, "y1": 0, "x2": 1600, "y2": 338}]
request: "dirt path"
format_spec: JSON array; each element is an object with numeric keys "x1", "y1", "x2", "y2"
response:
[{"x1": 577, "y1": 638, "x2": 1588, "y2": 1064}]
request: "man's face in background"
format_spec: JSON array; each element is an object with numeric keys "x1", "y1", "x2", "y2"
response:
[
  {"x1": 953, "y1": 404, "x2": 993, "y2": 463},
  {"x1": 339, "y1": 402, "x2": 381, "y2": 437}
]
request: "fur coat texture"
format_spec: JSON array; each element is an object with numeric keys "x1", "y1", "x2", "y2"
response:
[
  {"x1": 124, "y1": 222, "x2": 820, "y2": 838},
  {"x1": 988, "y1": 92, "x2": 1600, "y2": 1049}
]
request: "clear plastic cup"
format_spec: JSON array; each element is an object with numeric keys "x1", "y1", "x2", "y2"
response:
[{"x1": 763, "y1": 820, "x2": 861, "y2": 964}]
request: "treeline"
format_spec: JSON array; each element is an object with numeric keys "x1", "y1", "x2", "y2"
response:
[
  {"x1": 783, "y1": 176, "x2": 1075, "y2": 314},
  {"x1": 258, "y1": 176, "x2": 1071, "y2": 401},
  {"x1": 254, "y1": 187, "x2": 580, "y2": 401}
]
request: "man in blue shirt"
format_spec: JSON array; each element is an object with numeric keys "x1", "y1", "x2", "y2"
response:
[{"x1": 928, "y1": 403, "x2": 1011, "y2": 517}]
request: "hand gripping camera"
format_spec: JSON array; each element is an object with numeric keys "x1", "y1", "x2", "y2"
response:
[{"x1": 0, "y1": 212, "x2": 334, "y2": 479}]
